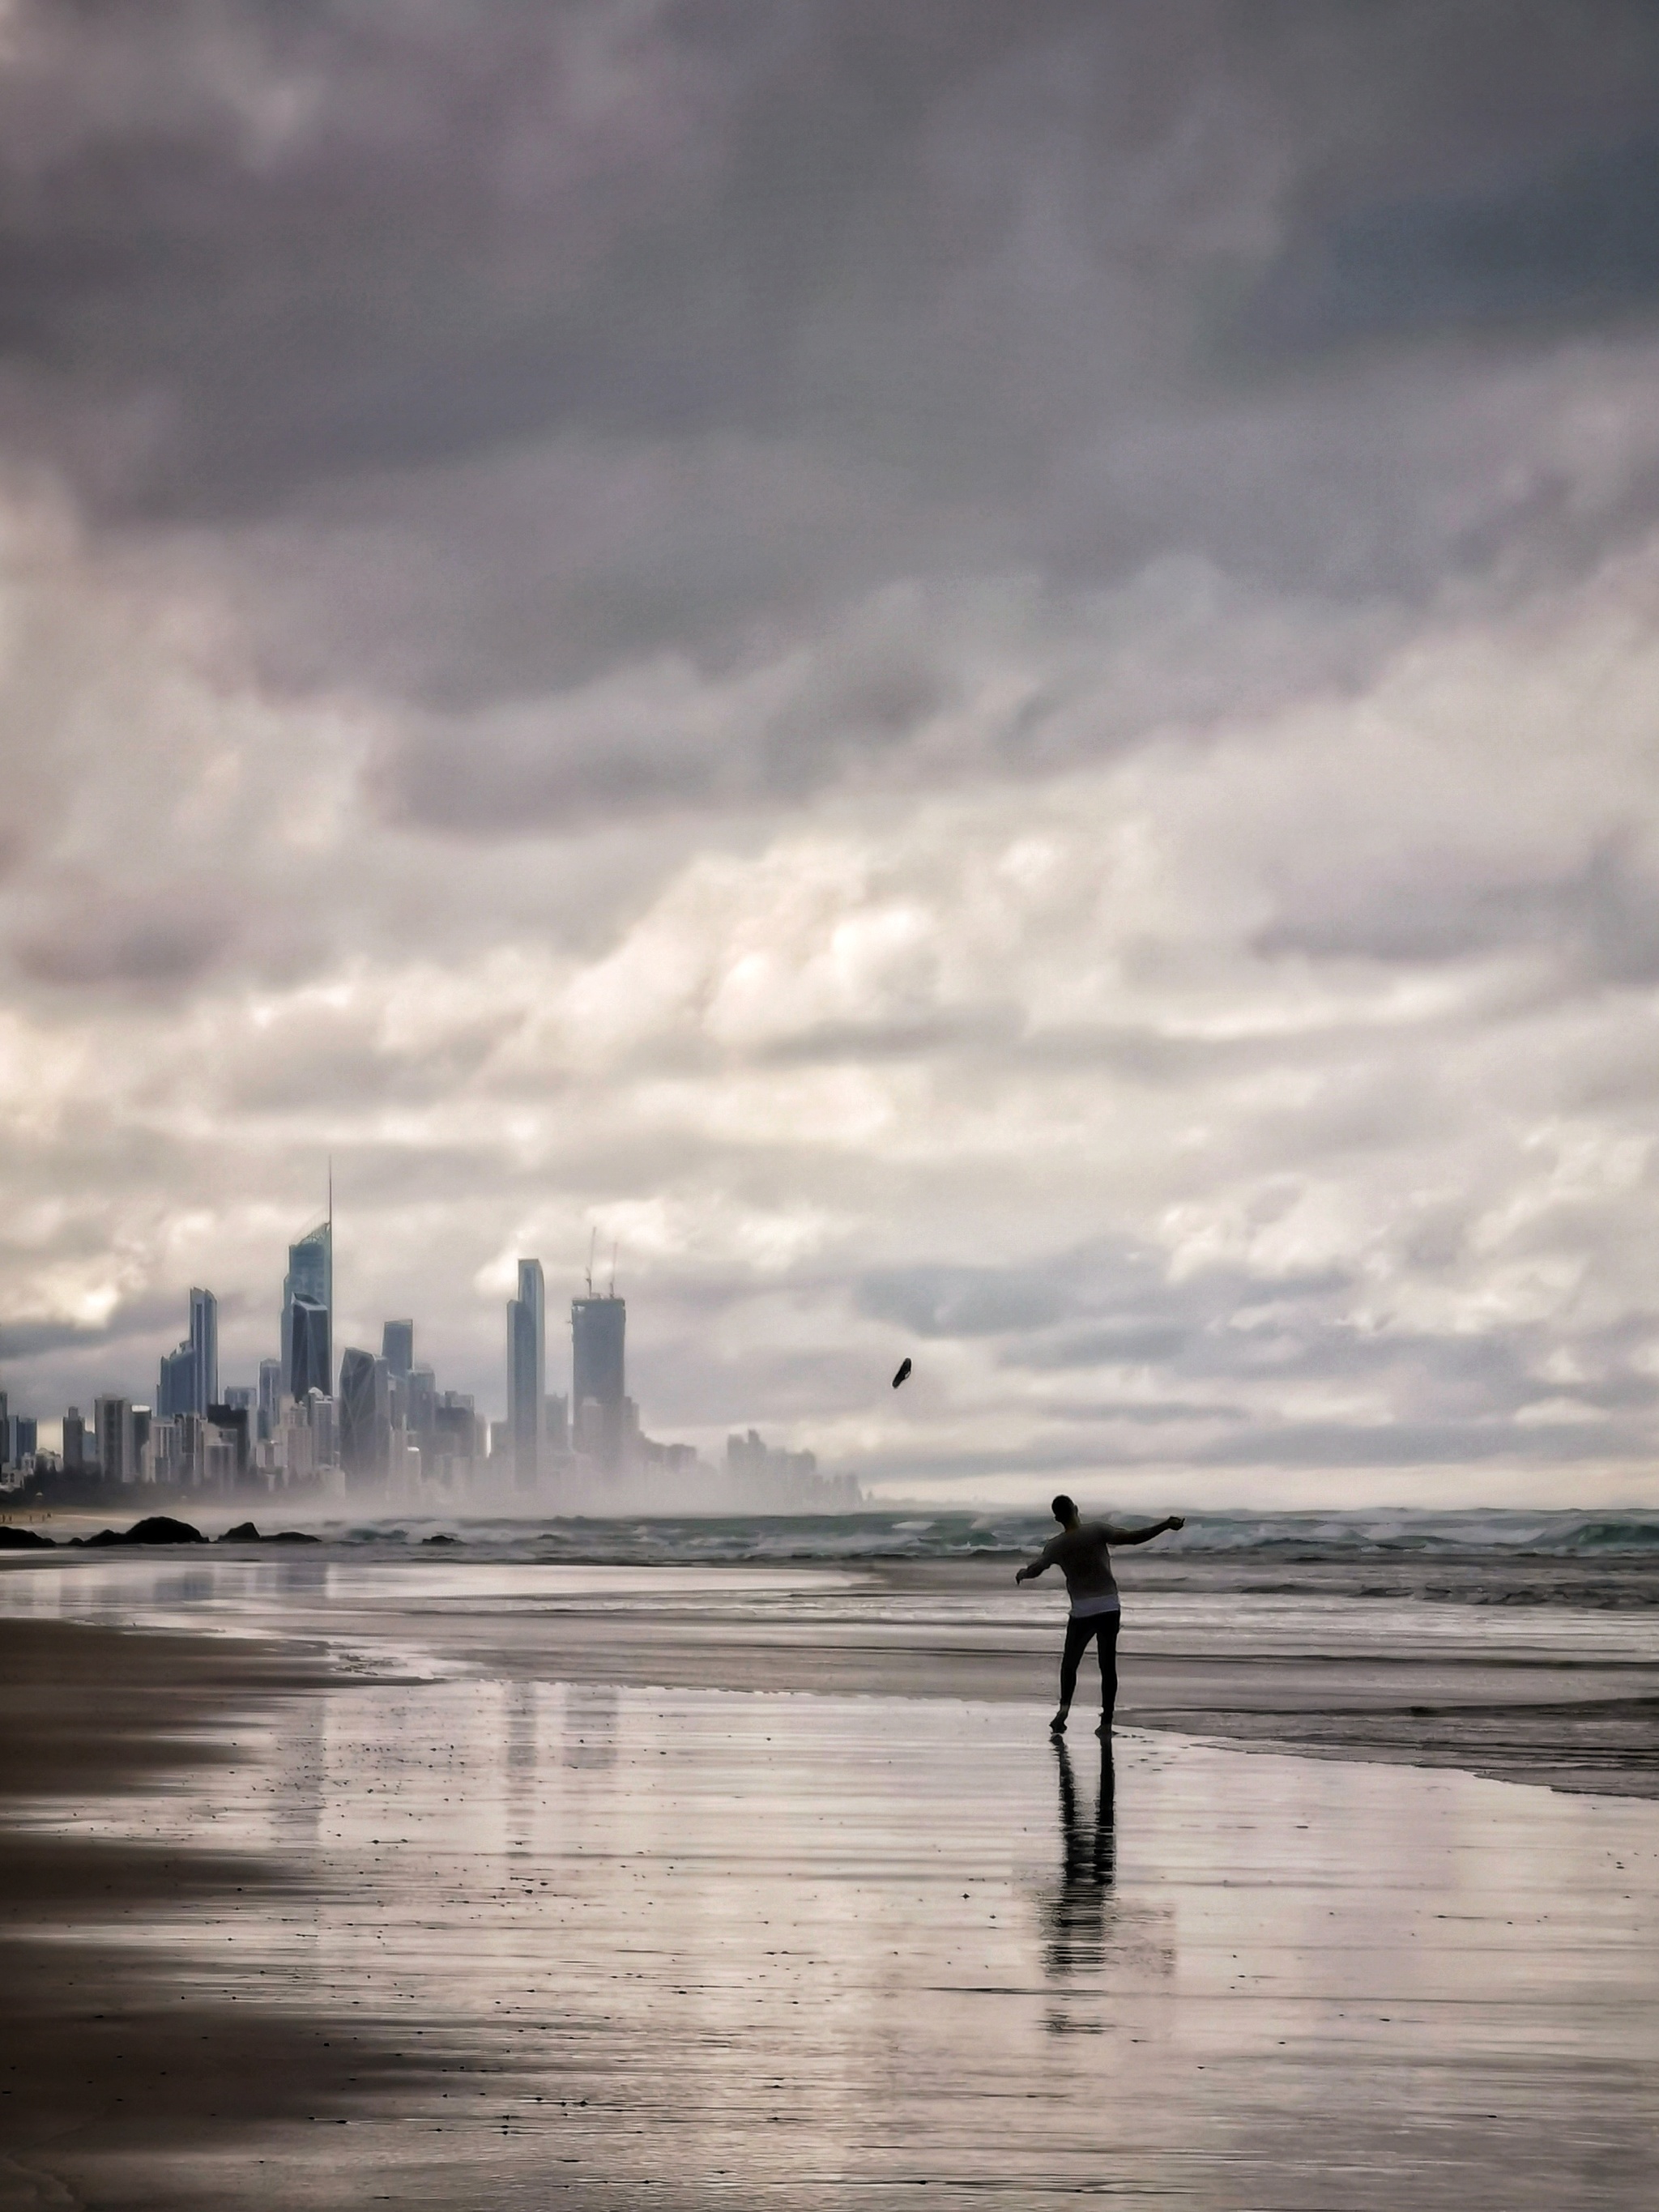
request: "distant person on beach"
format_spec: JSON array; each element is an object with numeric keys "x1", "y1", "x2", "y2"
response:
[{"x1": 1016, "y1": 1496, "x2": 1184, "y2": 1737}]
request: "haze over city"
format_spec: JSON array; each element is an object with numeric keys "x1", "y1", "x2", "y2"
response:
[{"x1": 2, "y1": 2, "x2": 1659, "y2": 1506}]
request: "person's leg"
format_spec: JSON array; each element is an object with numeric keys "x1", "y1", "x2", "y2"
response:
[
  {"x1": 1094, "y1": 1614, "x2": 1121, "y2": 1736},
  {"x1": 1054, "y1": 1615, "x2": 1091, "y2": 1731}
]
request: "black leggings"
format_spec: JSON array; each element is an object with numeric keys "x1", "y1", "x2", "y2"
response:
[{"x1": 1060, "y1": 1610, "x2": 1120, "y2": 1713}]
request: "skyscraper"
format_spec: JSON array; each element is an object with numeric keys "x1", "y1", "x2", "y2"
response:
[
  {"x1": 258, "y1": 1357, "x2": 283, "y2": 1443},
  {"x1": 94, "y1": 1396, "x2": 134, "y2": 1485},
  {"x1": 506, "y1": 1259, "x2": 545, "y2": 1491},
  {"x1": 283, "y1": 1216, "x2": 332, "y2": 1400},
  {"x1": 157, "y1": 1344, "x2": 195, "y2": 1418},
  {"x1": 158, "y1": 1286, "x2": 219, "y2": 1417},
  {"x1": 339, "y1": 1347, "x2": 389, "y2": 1487},
  {"x1": 288, "y1": 1298, "x2": 331, "y2": 1402},
  {"x1": 382, "y1": 1319, "x2": 414, "y2": 1378},
  {"x1": 407, "y1": 1364, "x2": 437, "y2": 1455},
  {"x1": 571, "y1": 1291, "x2": 626, "y2": 1468},
  {"x1": 190, "y1": 1287, "x2": 218, "y2": 1413}
]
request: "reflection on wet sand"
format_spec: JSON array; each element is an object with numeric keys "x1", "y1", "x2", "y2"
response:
[
  {"x1": 1044, "y1": 1738, "x2": 1115, "y2": 1984},
  {"x1": 3, "y1": 1664, "x2": 1652, "y2": 2210}
]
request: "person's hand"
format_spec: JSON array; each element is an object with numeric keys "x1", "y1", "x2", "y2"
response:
[
  {"x1": 1167, "y1": 1515, "x2": 1185, "y2": 1531},
  {"x1": 1014, "y1": 1566, "x2": 1028, "y2": 1584}
]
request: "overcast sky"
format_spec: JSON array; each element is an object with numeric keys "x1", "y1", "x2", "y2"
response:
[{"x1": 2, "y1": 1, "x2": 1658, "y2": 1506}]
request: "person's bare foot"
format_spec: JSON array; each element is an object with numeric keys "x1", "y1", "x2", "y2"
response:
[{"x1": 1050, "y1": 1710, "x2": 1068, "y2": 1734}]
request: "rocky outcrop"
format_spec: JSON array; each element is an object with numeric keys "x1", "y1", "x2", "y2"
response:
[
  {"x1": 71, "y1": 1516, "x2": 207, "y2": 1547},
  {"x1": 217, "y1": 1522, "x2": 321, "y2": 1545}
]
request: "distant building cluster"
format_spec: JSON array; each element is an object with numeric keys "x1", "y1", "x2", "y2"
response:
[{"x1": 1, "y1": 1208, "x2": 851, "y2": 1513}]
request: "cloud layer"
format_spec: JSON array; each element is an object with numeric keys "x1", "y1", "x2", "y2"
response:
[{"x1": 1, "y1": 2, "x2": 1657, "y2": 1502}]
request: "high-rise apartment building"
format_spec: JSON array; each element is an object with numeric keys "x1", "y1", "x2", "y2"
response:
[
  {"x1": 158, "y1": 1345, "x2": 196, "y2": 1418},
  {"x1": 145, "y1": 1417, "x2": 181, "y2": 1484},
  {"x1": 207, "y1": 1403, "x2": 250, "y2": 1480},
  {"x1": 507, "y1": 1259, "x2": 545, "y2": 1491},
  {"x1": 157, "y1": 1286, "x2": 219, "y2": 1417},
  {"x1": 339, "y1": 1347, "x2": 389, "y2": 1487},
  {"x1": 382, "y1": 1320, "x2": 414, "y2": 1379},
  {"x1": 94, "y1": 1396, "x2": 134, "y2": 1485},
  {"x1": 571, "y1": 1292, "x2": 626, "y2": 1468},
  {"x1": 283, "y1": 1218, "x2": 332, "y2": 1400},
  {"x1": 258, "y1": 1358, "x2": 283, "y2": 1442},
  {"x1": 288, "y1": 1297, "x2": 331, "y2": 1402},
  {"x1": 407, "y1": 1365, "x2": 437, "y2": 1451},
  {"x1": 62, "y1": 1407, "x2": 84, "y2": 1473},
  {"x1": 434, "y1": 1392, "x2": 479, "y2": 1471},
  {"x1": 190, "y1": 1287, "x2": 218, "y2": 1412}
]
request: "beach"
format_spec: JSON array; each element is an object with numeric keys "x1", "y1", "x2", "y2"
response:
[{"x1": 2, "y1": 1528, "x2": 1657, "y2": 2207}]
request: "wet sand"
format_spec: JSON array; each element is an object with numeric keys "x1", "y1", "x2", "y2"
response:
[
  {"x1": 3, "y1": 1575, "x2": 1659, "y2": 2210},
  {"x1": 0, "y1": 1621, "x2": 462, "y2": 2210},
  {"x1": 7, "y1": 1549, "x2": 1655, "y2": 1797}
]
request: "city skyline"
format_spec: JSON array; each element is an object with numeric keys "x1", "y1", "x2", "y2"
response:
[{"x1": 2, "y1": 1200, "x2": 676, "y2": 1481}]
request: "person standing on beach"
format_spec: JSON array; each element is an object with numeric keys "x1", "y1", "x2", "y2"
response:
[{"x1": 1016, "y1": 1496, "x2": 1184, "y2": 1736}]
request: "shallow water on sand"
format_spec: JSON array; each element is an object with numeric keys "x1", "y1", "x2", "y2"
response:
[
  {"x1": 16, "y1": 1662, "x2": 1659, "y2": 2210},
  {"x1": 7, "y1": 1550, "x2": 1659, "y2": 1664}
]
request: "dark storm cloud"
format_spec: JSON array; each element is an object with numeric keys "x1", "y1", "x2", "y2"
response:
[
  {"x1": 7, "y1": 0, "x2": 1659, "y2": 781},
  {"x1": 1240, "y1": 137, "x2": 1659, "y2": 357}
]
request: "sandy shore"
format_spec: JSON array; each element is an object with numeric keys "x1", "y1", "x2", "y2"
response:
[
  {"x1": 0, "y1": 1622, "x2": 451, "y2": 2210},
  {"x1": 3, "y1": 1593, "x2": 1659, "y2": 2210}
]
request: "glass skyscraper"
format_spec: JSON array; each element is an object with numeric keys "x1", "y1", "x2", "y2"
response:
[
  {"x1": 288, "y1": 1298, "x2": 331, "y2": 1402},
  {"x1": 189, "y1": 1286, "x2": 218, "y2": 1413},
  {"x1": 258, "y1": 1357, "x2": 283, "y2": 1443},
  {"x1": 506, "y1": 1259, "x2": 545, "y2": 1491},
  {"x1": 283, "y1": 1220, "x2": 332, "y2": 1400},
  {"x1": 339, "y1": 1345, "x2": 388, "y2": 1487},
  {"x1": 571, "y1": 1292, "x2": 626, "y2": 1468},
  {"x1": 158, "y1": 1343, "x2": 196, "y2": 1419},
  {"x1": 158, "y1": 1286, "x2": 218, "y2": 1417}
]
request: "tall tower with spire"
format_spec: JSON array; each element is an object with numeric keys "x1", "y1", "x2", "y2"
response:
[{"x1": 283, "y1": 1179, "x2": 333, "y2": 1401}]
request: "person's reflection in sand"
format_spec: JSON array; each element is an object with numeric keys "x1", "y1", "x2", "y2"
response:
[{"x1": 1043, "y1": 1737, "x2": 1116, "y2": 1993}]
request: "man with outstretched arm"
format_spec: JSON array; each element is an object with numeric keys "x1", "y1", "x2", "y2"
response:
[{"x1": 1016, "y1": 1495, "x2": 1184, "y2": 1737}]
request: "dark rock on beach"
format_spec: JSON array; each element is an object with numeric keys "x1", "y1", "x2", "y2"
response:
[
  {"x1": 218, "y1": 1523, "x2": 321, "y2": 1545},
  {"x1": 0, "y1": 1526, "x2": 58, "y2": 1549},
  {"x1": 71, "y1": 1516, "x2": 207, "y2": 1548}
]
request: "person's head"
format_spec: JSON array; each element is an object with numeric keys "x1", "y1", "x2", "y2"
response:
[{"x1": 1051, "y1": 1494, "x2": 1078, "y2": 1529}]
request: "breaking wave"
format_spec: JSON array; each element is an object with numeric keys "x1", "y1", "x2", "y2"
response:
[{"x1": 303, "y1": 1506, "x2": 1659, "y2": 1565}]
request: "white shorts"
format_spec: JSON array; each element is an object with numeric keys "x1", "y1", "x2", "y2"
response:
[{"x1": 1068, "y1": 1593, "x2": 1121, "y2": 1620}]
